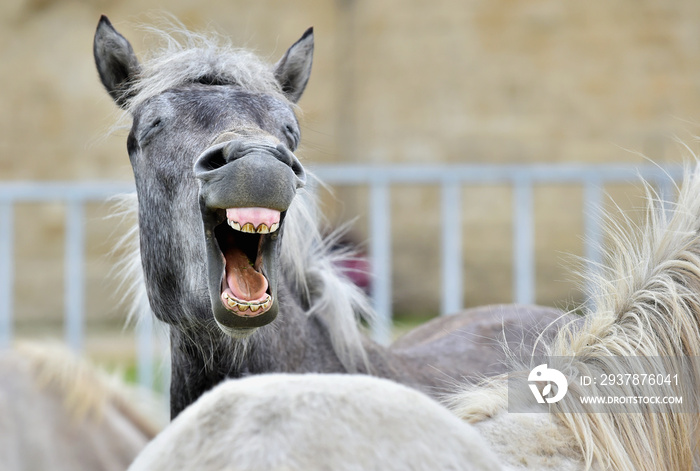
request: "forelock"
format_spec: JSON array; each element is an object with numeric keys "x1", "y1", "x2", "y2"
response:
[{"x1": 126, "y1": 25, "x2": 288, "y2": 113}]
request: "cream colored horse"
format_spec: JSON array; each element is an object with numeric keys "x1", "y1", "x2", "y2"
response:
[
  {"x1": 0, "y1": 342, "x2": 163, "y2": 471},
  {"x1": 129, "y1": 373, "x2": 502, "y2": 471},
  {"x1": 449, "y1": 164, "x2": 700, "y2": 470}
]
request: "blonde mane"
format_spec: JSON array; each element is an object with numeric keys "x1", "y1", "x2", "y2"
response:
[
  {"x1": 449, "y1": 163, "x2": 700, "y2": 471},
  {"x1": 11, "y1": 341, "x2": 163, "y2": 437}
]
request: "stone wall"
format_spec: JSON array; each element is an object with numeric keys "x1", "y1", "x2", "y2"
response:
[{"x1": 2, "y1": 0, "x2": 700, "y2": 325}]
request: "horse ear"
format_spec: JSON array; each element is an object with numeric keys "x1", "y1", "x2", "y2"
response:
[
  {"x1": 274, "y1": 27, "x2": 314, "y2": 103},
  {"x1": 93, "y1": 15, "x2": 141, "y2": 109}
]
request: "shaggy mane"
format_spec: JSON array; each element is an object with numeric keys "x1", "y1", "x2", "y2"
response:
[
  {"x1": 448, "y1": 162, "x2": 700, "y2": 471},
  {"x1": 280, "y1": 183, "x2": 374, "y2": 372},
  {"x1": 124, "y1": 22, "x2": 288, "y2": 113},
  {"x1": 13, "y1": 341, "x2": 163, "y2": 438}
]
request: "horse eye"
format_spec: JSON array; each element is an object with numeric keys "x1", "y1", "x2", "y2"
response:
[
  {"x1": 140, "y1": 118, "x2": 164, "y2": 145},
  {"x1": 151, "y1": 118, "x2": 162, "y2": 129}
]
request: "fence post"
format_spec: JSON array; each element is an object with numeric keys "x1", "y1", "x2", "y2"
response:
[
  {"x1": 441, "y1": 181, "x2": 462, "y2": 315},
  {"x1": 137, "y1": 314, "x2": 155, "y2": 390},
  {"x1": 583, "y1": 179, "x2": 604, "y2": 305},
  {"x1": 369, "y1": 180, "x2": 392, "y2": 344},
  {"x1": 0, "y1": 201, "x2": 13, "y2": 349},
  {"x1": 513, "y1": 178, "x2": 535, "y2": 305},
  {"x1": 655, "y1": 175, "x2": 676, "y2": 216},
  {"x1": 64, "y1": 200, "x2": 85, "y2": 351}
]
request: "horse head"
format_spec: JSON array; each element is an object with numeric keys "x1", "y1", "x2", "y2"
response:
[{"x1": 93, "y1": 16, "x2": 313, "y2": 337}]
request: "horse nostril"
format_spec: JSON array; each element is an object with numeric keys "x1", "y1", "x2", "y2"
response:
[
  {"x1": 275, "y1": 144, "x2": 306, "y2": 188},
  {"x1": 294, "y1": 163, "x2": 306, "y2": 188},
  {"x1": 194, "y1": 146, "x2": 227, "y2": 176},
  {"x1": 196, "y1": 140, "x2": 252, "y2": 179},
  {"x1": 275, "y1": 143, "x2": 293, "y2": 167}
]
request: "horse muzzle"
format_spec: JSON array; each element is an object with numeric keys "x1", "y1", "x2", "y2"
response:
[
  {"x1": 194, "y1": 137, "x2": 306, "y2": 209},
  {"x1": 193, "y1": 137, "x2": 305, "y2": 335}
]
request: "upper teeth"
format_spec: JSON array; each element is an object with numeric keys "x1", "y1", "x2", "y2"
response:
[{"x1": 228, "y1": 220, "x2": 279, "y2": 234}]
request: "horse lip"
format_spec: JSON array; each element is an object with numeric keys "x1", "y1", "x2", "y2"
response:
[
  {"x1": 214, "y1": 323, "x2": 258, "y2": 340},
  {"x1": 202, "y1": 209, "x2": 281, "y2": 333},
  {"x1": 219, "y1": 267, "x2": 273, "y2": 318}
]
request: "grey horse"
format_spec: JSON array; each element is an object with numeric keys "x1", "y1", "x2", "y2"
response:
[{"x1": 93, "y1": 16, "x2": 568, "y2": 418}]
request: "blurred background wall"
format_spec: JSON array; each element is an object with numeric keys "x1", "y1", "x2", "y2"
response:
[{"x1": 2, "y1": 0, "x2": 700, "y2": 353}]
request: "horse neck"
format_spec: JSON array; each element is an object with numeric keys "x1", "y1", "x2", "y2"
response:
[{"x1": 166, "y1": 280, "x2": 355, "y2": 418}]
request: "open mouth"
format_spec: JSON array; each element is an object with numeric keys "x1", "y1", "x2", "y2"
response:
[
  {"x1": 215, "y1": 208, "x2": 280, "y2": 318},
  {"x1": 194, "y1": 144, "x2": 305, "y2": 334}
]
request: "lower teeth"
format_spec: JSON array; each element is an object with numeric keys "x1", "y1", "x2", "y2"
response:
[{"x1": 223, "y1": 293, "x2": 271, "y2": 313}]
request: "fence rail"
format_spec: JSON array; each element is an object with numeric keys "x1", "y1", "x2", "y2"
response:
[
  {"x1": 0, "y1": 163, "x2": 684, "y2": 388},
  {"x1": 312, "y1": 163, "x2": 682, "y2": 342}
]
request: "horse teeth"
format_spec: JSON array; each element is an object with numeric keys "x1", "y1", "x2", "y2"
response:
[
  {"x1": 223, "y1": 293, "x2": 273, "y2": 314},
  {"x1": 240, "y1": 223, "x2": 256, "y2": 233},
  {"x1": 228, "y1": 220, "x2": 279, "y2": 234}
]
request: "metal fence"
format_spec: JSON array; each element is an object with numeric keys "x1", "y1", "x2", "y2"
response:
[{"x1": 0, "y1": 163, "x2": 683, "y2": 388}]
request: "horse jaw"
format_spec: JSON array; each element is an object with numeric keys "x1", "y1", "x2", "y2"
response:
[
  {"x1": 201, "y1": 205, "x2": 284, "y2": 336},
  {"x1": 195, "y1": 139, "x2": 305, "y2": 337}
]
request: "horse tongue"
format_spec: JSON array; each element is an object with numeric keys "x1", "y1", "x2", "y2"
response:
[{"x1": 224, "y1": 246, "x2": 268, "y2": 302}]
